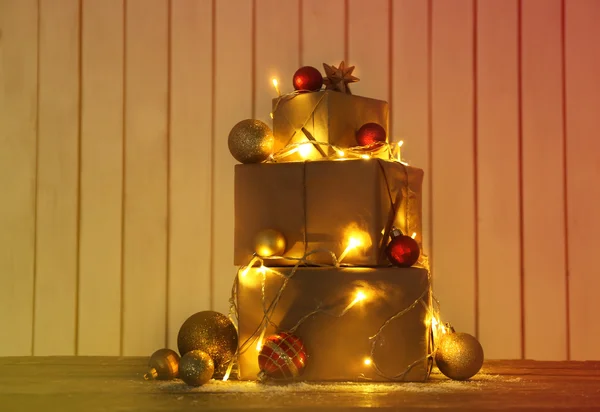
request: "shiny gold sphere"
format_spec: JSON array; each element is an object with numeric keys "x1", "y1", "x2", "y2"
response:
[
  {"x1": 144, "y1": 348, "x2": 180, "y2": 380},
  {"x1": 228, "y1": 119, "x2": 274, "y2": 163},
  {"x1": 254, "y1": 229, "x2": 286, "y2": 257},
  {"x1": 435, "y1": 332, "x2": 484, "y2": 380},
  {"x1": 177, "y1": 311, "x2": 238, "y2": 372},
  {"x1": 179, "y1": 350, "x2": 215, "y2": 386}
]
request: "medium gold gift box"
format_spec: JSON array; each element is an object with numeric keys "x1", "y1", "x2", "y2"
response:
[
  {"x1": 272, "y1": 90, "x2": 389, "y2": 161},
  {"x1": 236, "y1": 266, "x2": 432, "y2": 381},
  {"x1": 233, "y1": 159, "x2": 423, "y2": 266}
]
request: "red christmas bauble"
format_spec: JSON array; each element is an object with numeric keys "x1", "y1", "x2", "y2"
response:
[
  {"x1": 386, "y1": 229, "x2": 420, "y2": 267},
  {"x1": 293, "y1": 66, "x2": 324, "y2": 92},
  {"x1": 356, "y1": 123, "x2": 387, "y2": 146},
  {"x1": 258, "y1": 332, "x2": 307, "y2": 380}
]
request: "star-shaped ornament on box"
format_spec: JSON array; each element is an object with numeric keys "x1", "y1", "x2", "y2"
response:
[{"x1": 322, "y1": 61, "x2": 359, "y2": 94}]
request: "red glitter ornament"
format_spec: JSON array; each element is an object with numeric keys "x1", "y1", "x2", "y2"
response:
[
  {"x1": 258, "y1": 332, "x2": 307, "y2": 380},
  {"x1": 356, "y1": 122, "x2": 387, "y2": 146},
  {"x1": 293, "y1": 66, "x2": 324, "y2": 92},
  {"x1": 386, "y1": 228, "x2": 420, "y2": 267}
]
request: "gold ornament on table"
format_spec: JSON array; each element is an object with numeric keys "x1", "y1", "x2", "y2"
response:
[
  {"x1": 143, "y1": 348, "x2": 180, "y2": 380},
  {"x1": 323, "y1": 61, "x2": 359, "y2": 94},
  {"x1": 179, "y1": 350, "x2": 215, "y2": 387},
  {"x1": 177, "y1": 311, "x2": 238, "y2": 374},
  {"x1": 254, "y1": 229, "x2": 286, "y2": 257},
  {"x1": 435, "y1": 332, "x2": 484, "y2": 380},
  {"x1": 228, "y1": 119, "x2": 274, "y2": 164}
]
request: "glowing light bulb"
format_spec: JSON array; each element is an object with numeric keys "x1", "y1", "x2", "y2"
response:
[
  {"x1": 411, "y1": 232, "x2": 417, "y2": 239},
  {"x1": 258, "y1": 265, "x2": 266, "y2": 275},
  {"x1": 272, "y1": 78, "x2": 281, "y2": 96},
  {"x1": 222, "y1": 361, "x2": 234, "y2": 381},
  {"x1": 338, "y1": 236, "x2": 363, "y2": 263},
  {"x1": 348, "y1": 237, "x2": 361, "y2": 248},
  {"x1": 269, "y1": 112, "x2": 274, "y2": 119},
  {"x1": 354, "y1": 290, "x2": 367, "y2": 302},
  {"x1": 396, "y1": 140, "x2": 404, "y2": 162},
  {"x1": 298, "y1": 142, "x2": 312, "y2": 158},
  {"x1": 363, "y1": 357, "x2": 372, "y2": 366},
  {"x1": 360, "y1": 154, "x2": 370, "y2": 160},
  {"x1": 256, "y1": 327, "x2": 267, "y2": 351},
  {"x1": 337, "y1": 149, "x2": 345, "y2": 157}
]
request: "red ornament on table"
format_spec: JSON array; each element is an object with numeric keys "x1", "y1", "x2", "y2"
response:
[
  {"x1": 386, "y1": 228, "x2": 420, "y2": 268},
  {"x1": 356, "y1": 122, "x2": 387, "y2": 146},
  {"x1": 293, "y1": 66, "x2": 324, "y2": 92},
  {"x1": 257, "y1": 332, "x2": 308, "y2": 380}
]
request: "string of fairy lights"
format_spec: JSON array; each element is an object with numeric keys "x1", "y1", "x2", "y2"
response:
[{"x1": 225, "y1": 245, "x2": 443, "y2": 382}]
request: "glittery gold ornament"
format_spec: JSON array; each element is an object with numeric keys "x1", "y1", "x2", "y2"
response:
[
  {"x1": 254, "y1": 229, "x2": 286, "y2": 257},
  {"x1": 228, "y1": 119, "x2": 274, "y2": 164},
  {"x1": 435, "y1": 332, "x2": 484, "y2": 380},
  {"x1": 179, "y1": 350, "x2": 215, "y2": 386},
  {"x1": 143, "y1": 348, "x2": 180, "y2": 380},
  {"x1": 177, "y1": 311, "x2": 238, "y2": 372}
]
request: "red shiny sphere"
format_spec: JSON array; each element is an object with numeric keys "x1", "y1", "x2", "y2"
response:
[
  {"x1": 258, "y1": 332, "x2": 307, "y2": 380},
  {"x1": 293, "y1": 66, "x2": 324, "y2": 92},
  {"x1": 356, "y1": 123, "x2": 387, "y2": 146},
  {"x1": 386, "y1": 235, "x2": 420, "y2": 267}
]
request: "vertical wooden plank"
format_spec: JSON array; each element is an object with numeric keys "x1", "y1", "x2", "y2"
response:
[
  {"x1": 168, "y1": 0, "x2": 213, "y2": 348},
  {"x1": 476, "y1": 0, "x2": 521, "y2": 359},
  {"x1": 255, "y1": 0, "x2": 299, "y2": 123},
  {"x1": 392, "y1": 0, "x2": 431, "y2": 255},
  {"x1": 123, "y1": 0, "x2": 169, "y2": 355},
  {"x1": 0, "y1": 0, "x2": 38, "y2": 356},
  {"x1": 78, "y1": 0, "x2": 124, "y2": 355},
  {"x1": 213, "y1": 0, "x2": 253, "y2": 316},
  {"x1": 565, "y1": 0, "x2": 600, "y2": 361},
  {"x1": 521, "y1": 0, "x2": 567, "y2": 360},
  {"x1": 347, "y1": 0, "x2": 389, "y2": 101},
  {"x1": 431, "y1": 0, "x2": 476, "y2": 335},
  {"x1": 34, "y1": 0, "x2": 80, "y2": 355},
  {"x1": 301, "y1": 0, "x2": 345, "y2": 69}
]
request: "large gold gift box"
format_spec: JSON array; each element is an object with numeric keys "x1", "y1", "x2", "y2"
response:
[
  {"x1": 234, "y1": 159, "x2": 423, "y2": 266},
  {"x1": 272, "y1": 91, "x2": 389, "y2": 160},
  {"x1": 236, "y1": 266, "x2": 432, "y2": 381}
]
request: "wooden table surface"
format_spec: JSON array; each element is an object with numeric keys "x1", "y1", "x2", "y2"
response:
[{"x1": 1, "y1": 357, "x2": 599, "y2": 411}]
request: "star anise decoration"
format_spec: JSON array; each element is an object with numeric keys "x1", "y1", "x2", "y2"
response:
[{"x1": 322, "y1": 61, "x2": 359, "y2": 94}]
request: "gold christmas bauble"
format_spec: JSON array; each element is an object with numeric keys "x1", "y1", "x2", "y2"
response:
[
  {"x1": 177, "y1": 311, "x2": 238, "y2": 372},
  {"x1": 144, "y1": 348, "x2": 180, "y2": 380},
  {"x1": 179, "y1": 350, "x2": 215, "y2": 387},
  {"x1": 228, "y1": 119, "x2": 274, "y2": 163},
  {"x1": 435, "y1": 332, "x2": 484, "y2": 380},
  {"x1": 254, "y1": 229, "x2": 286, "y2": 257}
]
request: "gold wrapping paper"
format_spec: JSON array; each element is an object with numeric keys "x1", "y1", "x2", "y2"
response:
[
  {"x1": 234, "y1": 159, "x2": 423, "y2": 266},
  {"x1": 236, "y1": 266, "x2": 432, "y2": 382},
  {"x1": 272, "y1": 91, "x2": 389, "y2": 161}
]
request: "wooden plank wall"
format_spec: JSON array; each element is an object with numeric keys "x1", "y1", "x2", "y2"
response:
[{"x1": 0, "y1": 0, "x2": 599, "y2": 361}]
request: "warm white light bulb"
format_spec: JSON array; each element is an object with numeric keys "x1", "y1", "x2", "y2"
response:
[
  {"x1": 348, "y1": 237, "x2": 361, "y2": 249},
  {"x1": 398, "y1": 140, "x2": 404, "y2": 147},
  {"x1": 364, "y1": 357, "x2": 372, "y2": 366},
  {"x1": 272, "y1": 78, "x2": 281, "y2": 96},
  {"x1": 411, "y1": 232, "x2": 417, "y2": 239},
  {"x1": 361, "y1": 154, "x2": 370, "y2": 160},
  {"x1": 355, "y1": 290, "x2": 367, "y2": 302},
  {"x1": 337, "y1": 149, "x2": 345, "y2": 157},
  {"x1": 298, "y1": 142, "x2": 312, "y2": 158},
  {"x1": 269, "y1": 112, "x2": 274, "y2": 119}
]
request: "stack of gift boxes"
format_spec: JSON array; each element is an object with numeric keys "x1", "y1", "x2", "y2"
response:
[{"x1": 229, "y1": 65, "x2": 433, "y2": 382}]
